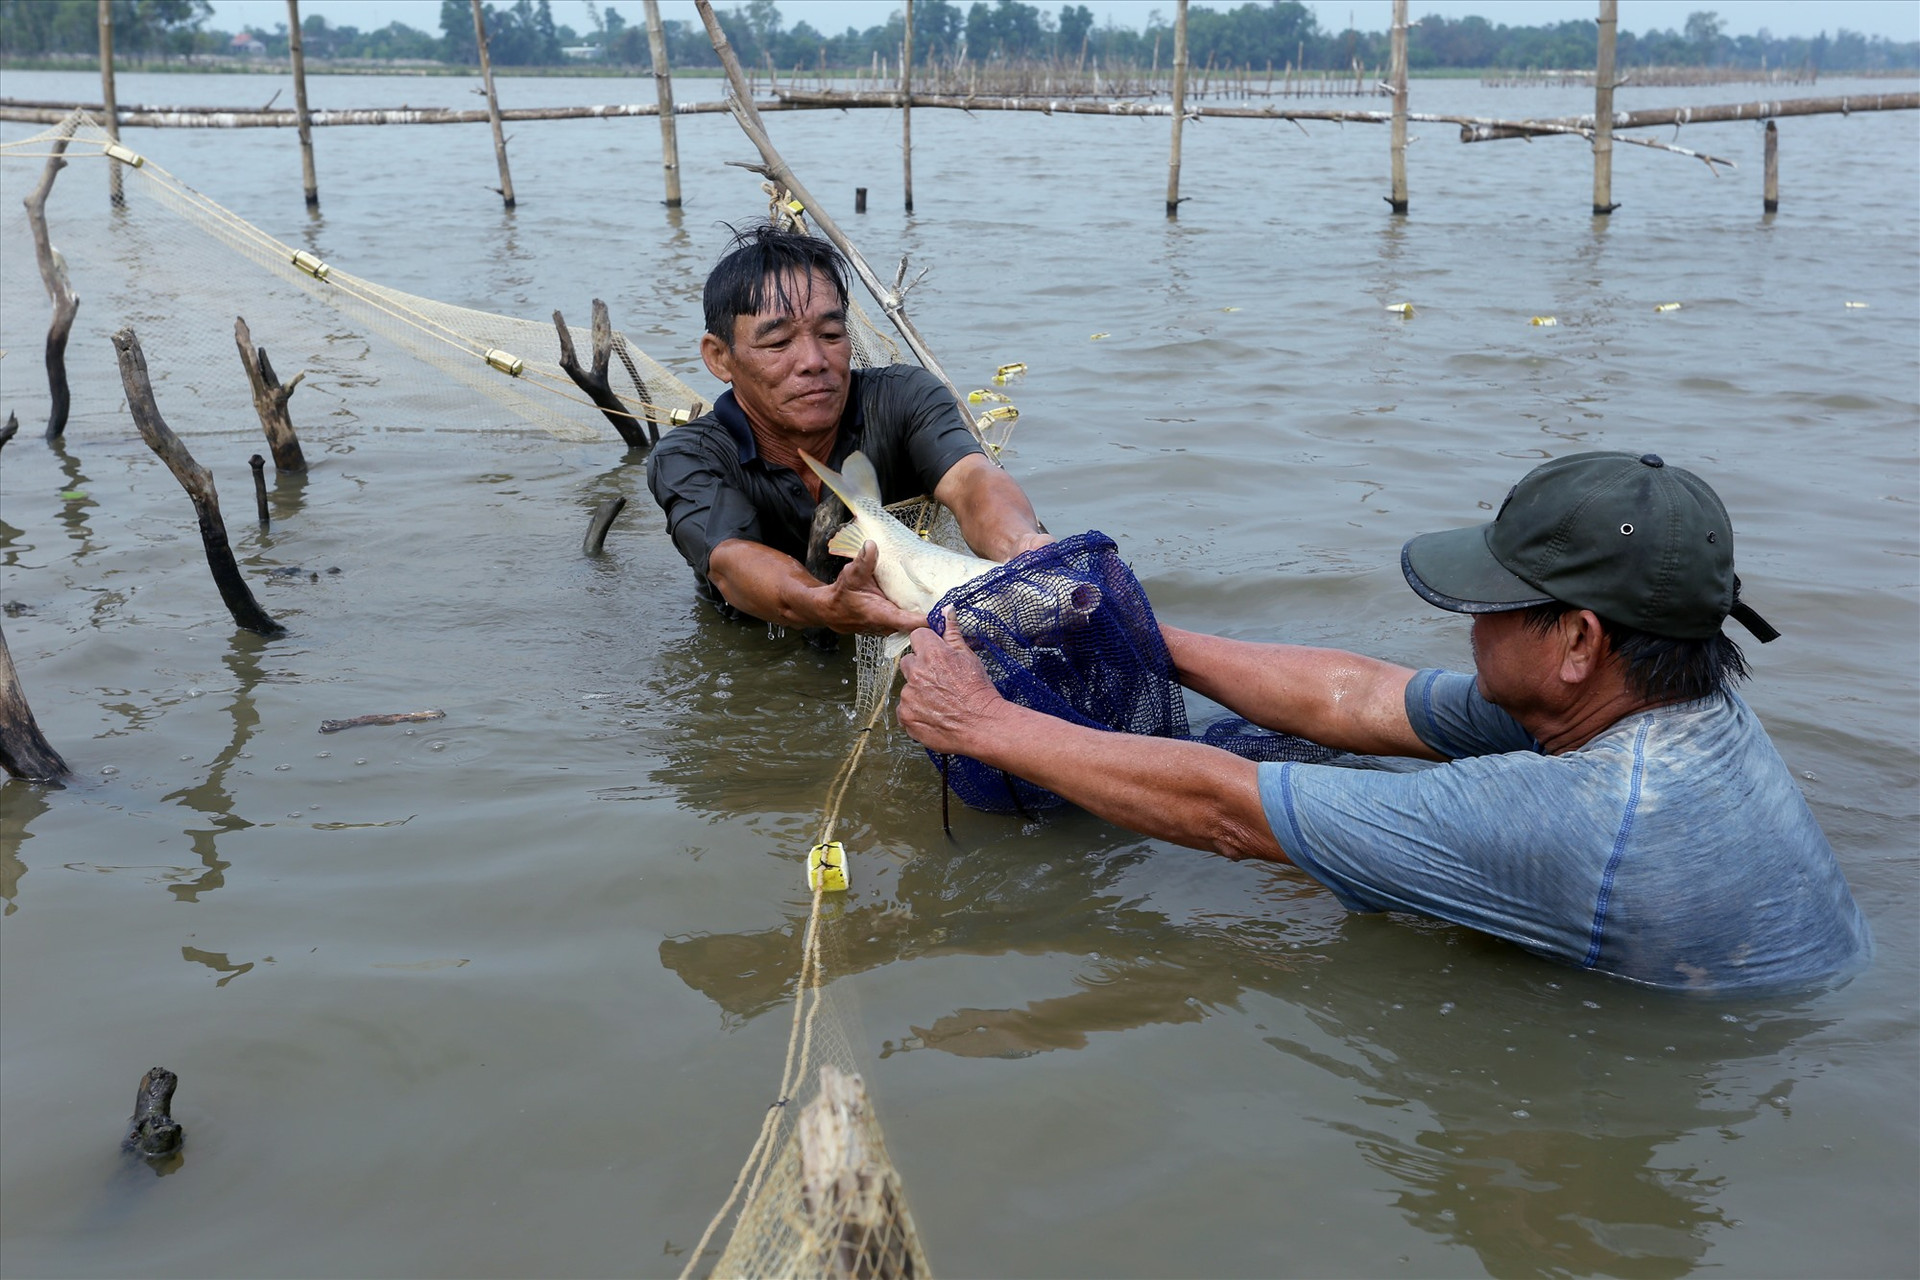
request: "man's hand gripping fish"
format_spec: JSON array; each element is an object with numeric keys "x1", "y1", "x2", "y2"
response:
[{"x1": 802, "y1": 450, "x2": 1101, "y2": 659}]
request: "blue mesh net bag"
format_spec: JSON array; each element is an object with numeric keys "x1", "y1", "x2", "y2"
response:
[{"x1": 926, "y1": 531, "x2": 1339, "y2": 815}]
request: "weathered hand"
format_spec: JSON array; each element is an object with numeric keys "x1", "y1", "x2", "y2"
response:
[
  {"x1": 822, "y1": 540, "x2": 923, "y2": 635},
  {"x1": 898, "y1": 608, "x2": 1007, "y2": 756},
  {"x1": 1002, "y1": 531, "x2": 1056, "y2": 560}
]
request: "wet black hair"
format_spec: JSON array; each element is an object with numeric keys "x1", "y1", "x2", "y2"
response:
[
  {"x1": 1519, "y1": 601, "x2": 1750, "y2": 703},
  {"x1": 703, "y1": 222, "x2": 851, "y2": 348}
]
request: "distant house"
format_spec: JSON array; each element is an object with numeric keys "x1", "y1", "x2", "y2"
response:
[
  {"x1": 563, "y1": 45, "x2": 598, "y2": 60},
  {"x1": 230, "y1": 31, "x2": 266, "y2": 56}
]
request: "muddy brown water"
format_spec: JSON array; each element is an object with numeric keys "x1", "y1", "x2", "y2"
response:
[{"x1": 1, "y1": 71, "x2": 1915, "y2": 1278}]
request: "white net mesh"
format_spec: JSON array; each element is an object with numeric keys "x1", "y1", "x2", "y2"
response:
[{"x1": 2, "y1": 113, "x2": 706, "y2": 443}]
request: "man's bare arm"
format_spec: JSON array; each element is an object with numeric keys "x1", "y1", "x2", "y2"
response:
[
  {"x1": 933, "y1": 453, "x2": 1052, "y2": 563},
  {"x1": 1161, "y1": 626, "x2": 1441, "y2": 759},
  {"x1": 899, "y1": 619, "x2": 1286, "y2": 863},
  {"x1": 707, "y1": 537, "x2": 922, "y2": 634}
]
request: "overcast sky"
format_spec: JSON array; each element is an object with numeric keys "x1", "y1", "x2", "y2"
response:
[{"x1": 205, "y1": 1, "x2": 1920, "y2": 45}]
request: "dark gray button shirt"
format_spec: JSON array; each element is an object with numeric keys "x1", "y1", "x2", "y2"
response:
[{"x1": 646, "y1": 364, "x2": 982, "y2": 611}]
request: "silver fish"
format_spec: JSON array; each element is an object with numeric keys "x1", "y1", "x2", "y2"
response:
[{"x1": 803, "y1": 450, "x2": 1101, "y2": 656}]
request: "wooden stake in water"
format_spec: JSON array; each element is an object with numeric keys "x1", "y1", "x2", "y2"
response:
[
  {"x1": 642, "y1": 0, "x2": 681, "y2": 209},
  {"x1": 1592, "y1": 0, "x2": 1620, "y2": 215},
  {"x1": 471, "y1": 0, "x2": 516, "y2": 209},
  {"x1": 1166, "y1": 0, "x2": 1189, "y2": 217},
  {"x1": 24, "y1": 132, "x2": 79, "y2": 441},
  {"x1": 250, "y1": 454, "x2": 271, "y2": 527},
  {"x1": 112, "y1": 329, "x2": 286, "y2": 639},
  {"x1": 1387, "y1": 0, "x2": 1409, "y2": 214},
  {"x1": 902, "y1": 0, "x2": 915, "y2": 214},
  {"x1": 1763, "y1": 120, "x2": 1779, "y2": 213},
  {"x1": 0, "y1": 621, "x2": 69, "y2": 782},
  {"x1": 235, "y1": 316, "x2": 308, "y2": 472},
  {"x1": 96, "y1": 0, "x2": 122, "y2": 206},
  {"x1": 287, "y1": 0, "x2": 319, "y2": 208}
]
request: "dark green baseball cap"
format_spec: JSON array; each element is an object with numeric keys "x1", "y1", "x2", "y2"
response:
[{"x1": 1400, "y1": 451, "x2": 1779, "y2": 642}]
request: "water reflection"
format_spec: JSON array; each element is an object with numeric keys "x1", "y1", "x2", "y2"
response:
[
  {"x1": 160, "y1": 629, "x2": 269, "y2": 903},
  {"x1": 1273, "y1": 945, "x2": 1825, "y2": 1278},
  {"x1": 0, "y1": 780, "x2": 52, "y2": 914},
  {"x1": 665, "y1": 850, "x2": 1832, "y2": 1275},
  {"x1": 642, "y1": 606, "x2": 865, "y2": 818},
  {"x1": 181, "y1": 944, "x2": 257, "y2": 987},
  {"x1": 49, "y1": 438, "x2": 98, "y2": 556}
]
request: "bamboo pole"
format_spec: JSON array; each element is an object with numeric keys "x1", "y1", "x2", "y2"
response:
[
  {"x1": 1763, "y1": 120, "x2": 1779, "y2": 211},
  {"x1": 642, "y1": 0, "x2": 682, "y2": 209},
  {"x1": 4, "y1": 92, "x2": 1903, "y2": 135},
  {"x1": 691, "y1": 0, "x2": 971, "y2": 430},
  {"x1": 23, "y1": 131, "x2": 80, "y2": 441},
  {"x1": 902, "y1": 0, "x2": 915, "y2": 214},
  {"x1": 111, "y1": 329, "x2": 286, "y2": 638},
  {"x1": 1387, "y1": 0, "x2": 1408, "y2": 213},
  {"x1": 1458, "y1": 93, "x2": 1916, "y2": 133},
  {"x1": 471, "y1": 0, "x2": 516, "y2": 208},
  {"x1": 1593, "y1": 0, "x2": 1619, "y2": 214},
  {"x1": 287, "y1": 0, "x2": 319, "y2": 208},
  {"x1": 1166, "y1": 0, "x2": 1188, "y2": 216},
  {"x1": 0, "y1": 100, "x2": 781, "y2": 127},
  {"x1": 97, "y1": 0, "x2": 122, "y2": 206}
]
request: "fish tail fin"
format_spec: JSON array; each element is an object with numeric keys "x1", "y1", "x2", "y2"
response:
[
  {"x1": 840, "y1": 451, "x2": 882, "y2": 503},
  {"x1": 881, "y1": 631, "x2": 913, "y2": 664},
  {"x1": 800, "y1": 449, "x2": 882, "y2": 513}
]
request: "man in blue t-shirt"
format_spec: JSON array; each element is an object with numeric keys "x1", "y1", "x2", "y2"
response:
[{"x1": 897, "y1": 452, "x2": 1870, "y2": 991}]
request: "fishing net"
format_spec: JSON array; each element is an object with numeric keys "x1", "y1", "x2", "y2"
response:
[
  {"x1": 0, "y1": 112, "x2": 903, "y2": 446},
  {"x1": 928, "y1": 531, "x2": 1339, "y2": 815}
]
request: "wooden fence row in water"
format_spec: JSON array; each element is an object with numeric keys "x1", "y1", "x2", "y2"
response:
[{"x1": 5, "y1": 0, "x2": 1917, "y2": 222}]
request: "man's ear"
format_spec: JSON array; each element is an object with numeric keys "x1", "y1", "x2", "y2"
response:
[
  {"x1": 1559, "y1": 609, "x2": 1609, "y2": 683},
  {"x1": 700, "y1": 331, "x2": 734, "y2": 383}
]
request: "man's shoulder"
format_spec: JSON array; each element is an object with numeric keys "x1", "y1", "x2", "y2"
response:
[
  {"x1": 649, "y1": 409, "x2": 735, "y2": 465},
  {"x1": 855, "y1": 363, "x2": 949, "y2": 411}
]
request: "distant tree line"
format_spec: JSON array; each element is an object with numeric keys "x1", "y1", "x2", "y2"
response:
[{"x1": 3, "y1": 0, "x2": 1915, "y2": 72}]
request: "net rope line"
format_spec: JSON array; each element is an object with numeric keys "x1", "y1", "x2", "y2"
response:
[
  {"x1": 4, "y1": 111, "x2": 717, "y2": 441},
  {"x1": 676, "y1": 677, "x2": 895, "y2": 1279},
  {"x1": 680, "y1": 186, "x2": 1030, "y2": 1278}
]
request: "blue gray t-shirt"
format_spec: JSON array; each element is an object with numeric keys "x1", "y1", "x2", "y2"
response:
[{"x1": 1257, "y1": 669, "x2": 1870, "y2": 991}]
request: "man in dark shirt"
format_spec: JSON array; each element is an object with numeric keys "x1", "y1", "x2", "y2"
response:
[{"x1": 647, "y1": 225, "x2": 1049, "y2": 636}]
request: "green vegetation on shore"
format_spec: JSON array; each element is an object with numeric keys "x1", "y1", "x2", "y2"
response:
[{"x1": 2, "y1": 1, "x2": 1915, "y2": 76}]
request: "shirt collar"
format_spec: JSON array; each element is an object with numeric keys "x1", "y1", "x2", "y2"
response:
[{"x1": 714, "y1": 371, "x2": 866, "y2": 468}]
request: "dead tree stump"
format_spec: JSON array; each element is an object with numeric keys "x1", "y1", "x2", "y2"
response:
[
  {"x1": 122, "y1": 1067, "x2": 183, "y2": 1158},
  {"x1": 554, "y1": 300, "x2": 659, "y2": 448},
  {"x1": 23, "y1": 134, "x2": 80, "y2": 442},
  {"x1": 0, "y1": 621, "x2": 70, "y2": 782},
  {"x1": 111, "y1": 328, "x2": 286, "y2": 638},
  {"x1": 234, "y1": 316, "x2": 307, "y2": 472},
  {"x1": 583, "y1": 496, "x2": 625, "y2": 555}
]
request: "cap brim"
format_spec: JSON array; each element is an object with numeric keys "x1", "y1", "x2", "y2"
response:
[{"x1": 1401, "y1": 525, "x2": 1554, "y2": 614}]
